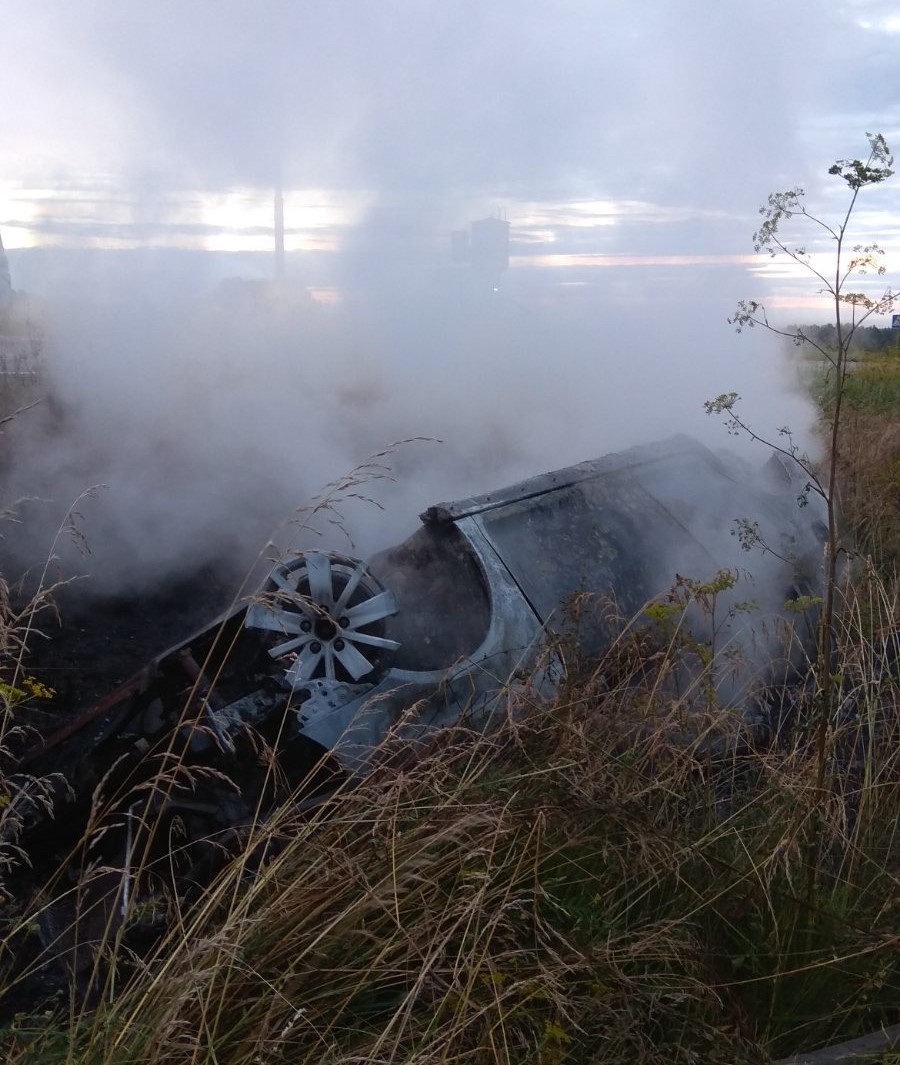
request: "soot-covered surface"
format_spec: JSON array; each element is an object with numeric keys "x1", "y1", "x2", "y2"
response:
[{"x1": 22, "y1": 565, "x2": 237, "y2": 713}]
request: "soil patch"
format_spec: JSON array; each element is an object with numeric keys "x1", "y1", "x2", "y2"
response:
[{"x1": 21, "y1": 565, "x2": 237, "y2": 714}]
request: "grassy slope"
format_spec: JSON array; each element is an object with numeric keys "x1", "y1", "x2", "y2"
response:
[
  {"x1": 833, "y1": 354, "x2": 900, "y2": 577},
  {"x1": 0, "y1": 358, "x2": 898, "y2": 1064}
]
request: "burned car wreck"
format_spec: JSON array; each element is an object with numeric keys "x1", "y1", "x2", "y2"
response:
[
  {"x1": 4, "y1": 434, "x2": 825, "y2": 1008},
  {"x1": 22, "y1": 434, "x2": 825, "y2": 772}
]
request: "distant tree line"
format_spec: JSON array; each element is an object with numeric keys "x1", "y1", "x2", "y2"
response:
[{"x1": 796, "y1": 322, "x2": 899, "y2": 355}]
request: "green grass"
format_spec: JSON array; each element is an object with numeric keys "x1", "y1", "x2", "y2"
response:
[
  {"x1": 843, "y1": 360, "x2": 900, "y2": 414},
  {"x1": 805, "y1": 354, "x2": 900, "y2": 576}
]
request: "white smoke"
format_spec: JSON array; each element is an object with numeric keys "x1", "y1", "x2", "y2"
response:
[
  {"x1": 1, "y1": 243, "x2": 819, "y2": 605},
  {"x1": 2, "y1": 0, "x2": 861, "y2": 602}
]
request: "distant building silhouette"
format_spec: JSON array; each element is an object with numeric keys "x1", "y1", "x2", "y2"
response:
[
  {"x1": 471, "y1": 214, "x2": 509, "y2": 279},
  {"x1": 451, "y1": 212, "x2": 510, "y2": 288}
]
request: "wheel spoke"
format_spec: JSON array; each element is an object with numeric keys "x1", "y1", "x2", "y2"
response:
[
  {"x1": 305, "y1": 552, "x2": 334, "y2": 609},
  {"x1": 345, "y1": 631, "x2": 401, "y2": 651},
  {"x1": 268, "y1": 634, "x2": 309, "y2": 658},
  {"x1": 333, "y1": 640, "x2": 375, "y2": 681},
  {"x1": 333, "y1": 561, "x2": 368, "y2": 615},
  {"x1": 344, "y1": 591, "x2": 398, "y2": 628},
  {"x1": 270, "y1": 567, "x2": 300, "y2": 594},
  {"x1": 244, "y1": 604, "x2": 311, "y2": 635},
  {"x1": 294, "y1": 643, "x2": 323, "y2": 681},
  {"x1": 272, "y1": 590, "x2": 316, "y2": 619}
]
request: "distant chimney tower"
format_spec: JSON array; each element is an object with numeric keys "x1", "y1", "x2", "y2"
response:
[
  {"x1": 274, "y1": 188, "x2": 285, "y2": 281},
  {"x1": 470, "y1": 212, "x2": 510, "y2": 287},
  {"x1": 0, "y1": 229, "x2": 11, "y2": 311}
]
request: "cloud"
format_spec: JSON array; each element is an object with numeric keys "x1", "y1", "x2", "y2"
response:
[
  {"x1": 3, "y1": 2, "x2": 898, "y2": 271},
  {"x1": 0, "y1": 1, "x2": 880, "y2": 200}
]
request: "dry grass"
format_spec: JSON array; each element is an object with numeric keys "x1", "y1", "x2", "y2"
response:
[
  {"x1": 0, "y1": 575, "x2": 896, "y2": 1064},
  {"x1": 807, "y1": 351, "x2": 900, "y2": 578},
  {"x1": 0, "y1": 369, "x2": 897, "y2": 1061},
  {"x1": 836, "y1": 411, "x2": 900, "y2": 574}
]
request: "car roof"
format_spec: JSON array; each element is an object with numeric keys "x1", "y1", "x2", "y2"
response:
[{"x1": 419, "y1": 434, "x2": 737, "y2": 525}]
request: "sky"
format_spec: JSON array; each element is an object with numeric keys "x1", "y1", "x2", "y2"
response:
[
  {"x1": 1, "y1": 0, "x2": 899, "y2": 596},
  {"x1": 2, "y1": 1, "x2": 899, "y2": 291}
]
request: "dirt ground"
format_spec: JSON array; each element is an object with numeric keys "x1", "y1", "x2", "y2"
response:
[{"x1": 19, "y1": 566, "x2": 237, "y2": 716}]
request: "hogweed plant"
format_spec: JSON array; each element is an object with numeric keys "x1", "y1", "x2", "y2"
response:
[{"x1": 706, "y1": 135, "x2": 896, "y2": 897}]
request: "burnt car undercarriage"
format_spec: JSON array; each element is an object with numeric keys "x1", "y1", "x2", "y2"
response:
[{"x1": 2, "y1": 434, "x2": 829, "y2": 1011}]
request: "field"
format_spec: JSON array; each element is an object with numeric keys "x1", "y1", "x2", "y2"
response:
[{"x1": 0, "y1": 350, "x2": 897, "y2": 1064}]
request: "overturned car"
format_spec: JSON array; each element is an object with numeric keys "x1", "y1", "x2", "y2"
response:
[
  {"x1": 4, "y1": 435, "x2": 825, "y2": 1007},
  {"x1": 23, "y1": 435, "x2": 824, "y2": 782}
]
